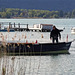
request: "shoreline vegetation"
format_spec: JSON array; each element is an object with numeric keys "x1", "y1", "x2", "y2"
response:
[{"x1": 0, "y1": 8, "x2": 75, "y2": 19}]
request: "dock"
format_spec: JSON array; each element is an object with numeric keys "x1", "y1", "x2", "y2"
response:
[{"x1": 0, "y1": 22, "x2": 53, "y2": 32}]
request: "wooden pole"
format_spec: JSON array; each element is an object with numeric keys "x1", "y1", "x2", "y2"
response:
[
  {"x1": 27, "y1": 24, "x2": 28, "y2": 31},
  {"x1": 14, "y1": 23, "x2": 15, "y2": 28},
  {"x1": 18, "y1": 23, "x2": 20, "y2": 28},
  {"x1": 9, "y1": 23, "x2": 12, "y2": 29},
  {"x1": 0, "y1": 24, "x2": 1, "y2": 29}
]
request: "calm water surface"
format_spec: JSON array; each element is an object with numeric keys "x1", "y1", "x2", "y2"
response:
[{"x1": 0, "y1": 19, "x2": 75, "y2": 75}]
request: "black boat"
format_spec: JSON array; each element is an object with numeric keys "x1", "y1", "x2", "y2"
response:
[
  {"x1": 6, "y1": 41, "x2": 72, "y2": 55},
  {"x1": 0, "y1": 29, "x2": 15, "y2": 32}
]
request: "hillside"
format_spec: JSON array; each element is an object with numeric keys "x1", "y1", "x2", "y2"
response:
[{"x1": 0, "y1": 0, "x2": 75, "y2": 11}]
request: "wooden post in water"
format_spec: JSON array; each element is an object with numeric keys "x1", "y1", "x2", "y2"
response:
[
  {"x1": 0, "y1": 24, "x2": 1, "y2": 29},
  {"x1": 9, "y1": 23, "x2": 12, "y2": 29},
  {"x1": 27, "y1": 24, "x2": 29, "y2": 31},
  {"x1": 18, "y1": 23, "x2": 20, "y2": 28},
  {"x1": 18, "y1": 23, "x2": 20, "y2": 31},
  {"x1": 14, "y1": 23, "x2": 15, "y2": 28}
]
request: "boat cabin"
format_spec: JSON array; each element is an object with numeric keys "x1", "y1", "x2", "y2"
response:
[
  {"x1": 71, "y1": 27, "x2": 75, "y2": 34},
  {"x1": 33, "y1": 24, "x2": 53, "y2": 32}
]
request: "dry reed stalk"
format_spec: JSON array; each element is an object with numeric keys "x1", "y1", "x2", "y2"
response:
[{"x1": 2, "y1": 67, "x2": 6, "y2": 75}]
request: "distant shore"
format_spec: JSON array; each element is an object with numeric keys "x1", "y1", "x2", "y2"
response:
[{"x1": 0, "y1": 8, "x2": 75, "y2": 19}]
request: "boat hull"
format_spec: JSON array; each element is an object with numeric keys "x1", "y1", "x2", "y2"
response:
[
  {"x1": 6, "y1": 42, "x2": 72, "y2": 55},
  {"x1": 0, "y1": 29, "x2": 15, "y2": 32}
]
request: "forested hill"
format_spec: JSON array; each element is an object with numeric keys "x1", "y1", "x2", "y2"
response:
[{"x1": 0, "y1": 0, "x2": 75, "y2": 11}]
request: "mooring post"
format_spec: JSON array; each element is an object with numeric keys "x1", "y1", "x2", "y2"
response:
[
  {"x1": 0, "y1": 24, "x2": 1, "y2": 29},
  {"x1": 14, "y1": 23, "x2": 15, "y2": 28},
  {"x1": 18, "y1": 23, "x2": 20, "y2": 28},
  {"x1": 18, "y1": 23, "x2": 20, "y2": 31},
  {"x1": 9, "y1": 22, "x2": 12, "y2": 29},
  {"x1": 27, "y1": 24, "x2": 29, "y2": 31}
]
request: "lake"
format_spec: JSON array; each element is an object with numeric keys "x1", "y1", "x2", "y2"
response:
[{"x1": 0, "y1": 19, "x2": 75, "y2": 75}]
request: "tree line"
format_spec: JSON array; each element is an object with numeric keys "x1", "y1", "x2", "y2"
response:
[{"x1": 0, "y1": 8, "x2": 75, "y2": 18}]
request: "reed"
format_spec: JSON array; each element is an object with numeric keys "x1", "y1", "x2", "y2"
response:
[
  {"x1": 0, "y1": 45, "x2": 7, "y2": 58},
  {"x1": 2, "y1": 67, "x2": 6, "y2": 75},
  {"x1": 0, "y1": 46, "x2": 3, "y2": 57}
]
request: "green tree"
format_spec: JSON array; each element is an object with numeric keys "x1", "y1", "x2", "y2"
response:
[
  {"x1": 58, "y1": 10, "x2": 64, "y2": 17},
  {"x1": 71, "y1": 9, "x2": 75, "y2": 18},
  {"x1": 1, "y1": 12, "x2": 7, "y2": 18}
]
